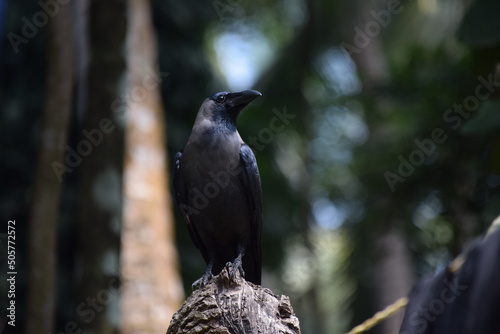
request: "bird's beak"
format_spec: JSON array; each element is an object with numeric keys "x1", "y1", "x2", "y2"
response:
[{"x1": 226, "y1": 90, "x2": 262, "y2": 113}]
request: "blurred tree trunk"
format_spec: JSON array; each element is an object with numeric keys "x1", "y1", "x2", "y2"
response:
[
  {"x1": 76, "y1": 1, "x2": 127, "y2": 333},
  {"x1": 285, "y1": 0, "x2": 322, "y2": 330},
  {"x1": 373, "y1": 229, "x2": 413, "y2": 334},
  {"x1": 120, "y1": 0, "x2": 184, "y2": 332},
  {"x1": 345, "y1": 4, "x2": 413, "y2": 333},
  {"x1": 26, "y1": 4, "x2": 74, "y2": 334}
]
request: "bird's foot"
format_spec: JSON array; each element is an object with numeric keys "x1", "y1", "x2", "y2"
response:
[
  {"x1": 192, "y1": 271, "x2": 213, "y2": 290},
  {"x1": 227, "y1": 253, "x2": 245, "y2": 281}
]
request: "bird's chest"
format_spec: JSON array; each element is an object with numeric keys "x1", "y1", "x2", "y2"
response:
[
  {"x1": 182, "y1": 132, "x2": 242, "y2": 183},
  {"x1": 180, "y1": 130, "x2": 251, "y2": 237}
]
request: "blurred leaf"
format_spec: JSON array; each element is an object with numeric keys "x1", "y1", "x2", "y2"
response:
[
  {"x1": 461, "y1": 100, "x2": 500, "y2": 135},
  {"x1": 458, "y1": 0, "x2": 500, "y2": 47}
]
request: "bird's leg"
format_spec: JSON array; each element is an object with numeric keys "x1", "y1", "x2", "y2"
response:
[
  {"x1": 229, "y1": 245, "x2": 245, "y2": 281},
  {"x1": 192, "y1": 257, "x2": 215, "y2": 290}
]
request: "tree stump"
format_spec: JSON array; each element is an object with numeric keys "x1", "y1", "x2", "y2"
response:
[{"x1": 167, "y1": 264, "x2": 301, "y2": 334}]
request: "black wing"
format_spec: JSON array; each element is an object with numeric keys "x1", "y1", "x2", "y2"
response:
[
  {"x1": 239, "y1": 144, "x2": 263, "y2": 284},
  {"x1": 173, "y1": 151, "x2": 205, "y2": 256}
]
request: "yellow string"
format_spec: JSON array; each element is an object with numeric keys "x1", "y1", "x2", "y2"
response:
[{"x1": 344, "y1": 297, "x2": 408, "y2": 334}]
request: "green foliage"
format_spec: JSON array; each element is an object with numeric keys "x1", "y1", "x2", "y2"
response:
[
  {"x1": 461, "y1": 100, "x2": 500, "y2": 135},
  {"x1": 3, "y1": 0, "x2": 500, "y2": 333},
  {"x1": 159, "y1": 0, "x2": 500, "y2": 331}
]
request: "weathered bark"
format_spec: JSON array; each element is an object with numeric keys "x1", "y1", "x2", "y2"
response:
[
  {"x1": 25, "y1": 3, "x2": 74, "y2": 334},
  {"x1": 120, "y1": 0, "x2": 184, "y2": 332},
  {"x1": 167, "y1": 265, "x2": 301, "y2": 334}
]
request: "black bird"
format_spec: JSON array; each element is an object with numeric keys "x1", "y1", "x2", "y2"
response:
[{"x1": 173, "y1": 90, "x2": 263, "y2": 286}]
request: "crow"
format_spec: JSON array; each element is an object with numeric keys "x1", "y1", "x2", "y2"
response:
[{"x1": 173, "y1": 90, "x2": 263, "y2": 287}]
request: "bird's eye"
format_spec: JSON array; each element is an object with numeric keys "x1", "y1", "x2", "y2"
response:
[{"x1": 216, "y1": 94, "x2": 226, "y2": 103}]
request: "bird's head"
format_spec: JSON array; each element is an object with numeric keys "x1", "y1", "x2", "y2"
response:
[{"x1": 204, "y1": 90, "x2": 262, "y2": 125}]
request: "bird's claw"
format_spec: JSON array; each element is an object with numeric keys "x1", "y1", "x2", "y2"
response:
[
  {"x1": 227, "y1": 257, "x2": 245, "y2": 281},
  {"x1": 192, "y1": 271, "x2": 213, "y2": 290}
]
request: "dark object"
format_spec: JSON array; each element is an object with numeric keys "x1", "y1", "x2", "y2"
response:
[
  {"x1": 399, "y1": 228, "x2": 500, "y2": 334},
  {"x1": 173, "y1": 90, "x2": 263, "y2": 286},
  {"x1": 166, "y1": 263, "x2": 301, "y2": 334}
]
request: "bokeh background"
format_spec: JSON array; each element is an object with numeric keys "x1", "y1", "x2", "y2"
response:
[{"x1": 1, "y1": 0, "x2": 500, "y2": 333}]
